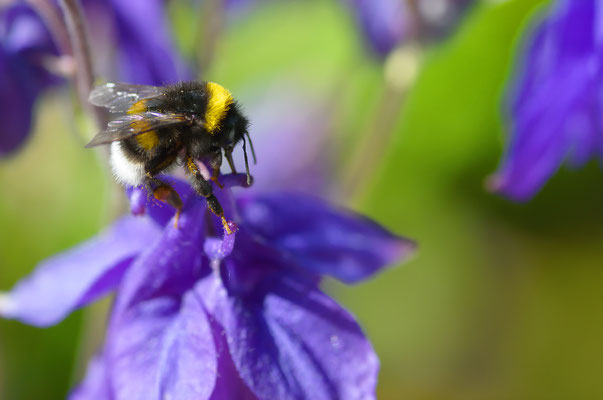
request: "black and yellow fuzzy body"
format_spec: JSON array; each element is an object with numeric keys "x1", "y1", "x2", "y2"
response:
[{"x1": 87, "y1": 81, "x2": 253, "y2": 231}]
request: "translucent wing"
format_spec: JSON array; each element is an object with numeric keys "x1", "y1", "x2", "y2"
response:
[
  {"x1": 89, "y1": 82, "x2": 162, "y2": 112},
  {"x1": 85, "y1": 112, "x2": 188, "y2": 147}
]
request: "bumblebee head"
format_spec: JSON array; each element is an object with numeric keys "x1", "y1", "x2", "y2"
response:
[
  {"x1": 220, "y1": 105, "x2": 255, "y2": 185},
  {"x1": 220, "y1": 108, "x2": 247, "y2": 148}
]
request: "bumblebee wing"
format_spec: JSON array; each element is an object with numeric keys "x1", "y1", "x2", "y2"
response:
[
  {"x1": 89, "y1": 82, "x2": 162, "y2": 112},
  {"x1": 85, "y1": 112, "x2": 188, "y2": 147}
]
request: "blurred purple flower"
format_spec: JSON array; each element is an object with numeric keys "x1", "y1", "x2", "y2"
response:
[
  {"x1": 0, "y1": 3, "x2": 61, "y2": 155},
  {"x1": 490, "y1": 0, "x2": 603, "y2": 201},
  {"x1": 345, "y1": 0, "x2": 408, "y2": 57},
  {"x1": 88, "y1": 0, "x2": 193, "y2": 85},
  {"x1": 344, "y1": 0, "x2": 476, "y2": 57},
  {"x1": 218, "y1": 0, "x2": 472, "y2": 58},
  {"x1": 0, "y1": 0, "x2": 191, "y2": 156},
  {"x1": 1, "y1": 174, "x2": 414, "y2": 399}
]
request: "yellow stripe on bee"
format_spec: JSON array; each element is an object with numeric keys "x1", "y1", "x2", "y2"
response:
[
  {"x1": 131, "y1": 120, "x2": 159, "y2": 150},
  {"x1": 204, "y1": 82, "x2": 233, "y2": 134},
  {"x1": 128, "y1": 99, "x2": 148, "y2": 114}
]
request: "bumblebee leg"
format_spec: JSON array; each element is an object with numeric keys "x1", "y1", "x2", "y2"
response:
[
  {"x1": 144, "y1": 145, "x2": 182, "y2": 228},
  {"x1": 185, "y1": 156, "x2": 232, "y2": 234},
  {"x1": 209, "y1": 149, "x2": 224, "y2": 188},
  {"x1": 144, "y1": 174, "x2": 183, "y2": 228}
]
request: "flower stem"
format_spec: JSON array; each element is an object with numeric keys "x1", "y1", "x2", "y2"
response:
[
  {"x1": 196, "y1": 0, "x2": 224, "y2": 75},
  {"x1": 55, "y1": 0, "x2": 125, "y2": 223},
  {"x1": 56, "y1": 0, "x2": 104, "y2": 130},
  {"x1": 52, "y1": 1, "x2": 127, "y2": 380},
  {"x1": 340, "y1": 85, "x2": 405, "y2": 199},
  {"x1": 340, "y1": 45, "x2": 421, "y2": 200},
  {"x1": 26, "y1": 0, "x2": 72, "y2": 55}
]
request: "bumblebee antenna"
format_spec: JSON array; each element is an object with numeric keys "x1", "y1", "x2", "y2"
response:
[
  {"x1": 242, "y1": 135, "x2": 252, "y2": 186},
  {"x1": 245, "y1": 131, "x2": 257, "y2": 164}
]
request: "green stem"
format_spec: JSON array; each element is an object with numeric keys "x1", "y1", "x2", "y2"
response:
[
  {"x1": 196, "y1": 0, "x2": 225, "y2": 77},
  {"x1": 340, "y1": 45, "x2": 422, "y2": 200}
]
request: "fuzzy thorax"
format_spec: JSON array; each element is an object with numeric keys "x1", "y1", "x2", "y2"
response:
[{"x1": 204, "y1": 82, "x2": 233, "y2": 133}]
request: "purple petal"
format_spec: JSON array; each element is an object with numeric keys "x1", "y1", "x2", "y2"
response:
[
  {"x1": 106, "y1": 291, "x2": 217, "y2": 400},
  {"x1": 200, "y1": 274, "x2": 379, "y2": 400},
  {"x1": 109, "y1": 0, "x2": 193, "y2": 84},
  {"x1": 237, "y1": 193, "x2": 415, "y2": 283},
  {"x1": 219, "y1": 228, "x2": 288, "y2": 297},
  {"x1": 507, "y1": 0, "x2": 598, "y2": 131},
  {"x1": 493, "y1": 63, "x2": 598, "y2": 200},
  {"x1": 2, "y1": 3, "x2": 58, "y2": 56},
  {"x1": 0, "y1": 54, "x2": 35, "y2": 155},
  {"x1": 128, "y1": 186, "x2": 147, "y2": 216},
  {"x1": 221, "y1": 173, "x2": 254, "y2": 189},
  {"x1": 206, "y1": 296, "x2": 258, "y2": 400},
  {"x1": 0, "y1": 216, "x2": 160, "y2": 326},
  {"x1": 204, "y1": 222, "x2": 238, "y2": 261},
  {"x1": 69, "y1": 354, "x2": 111, "y2": 400},
  {"x1": 0, "y1": 3, "x2": 61, "y2": 155},
  {"x1": 493, "y1": 0, "x2": 603, "y2": 200},
  {"x1": 113, "y1": 196, "x2": 208, "y2": 313}
]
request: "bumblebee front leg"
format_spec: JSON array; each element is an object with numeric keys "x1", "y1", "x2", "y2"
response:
[{"x1": 185, "y1": 156, "x2": 233, "y2": 234}]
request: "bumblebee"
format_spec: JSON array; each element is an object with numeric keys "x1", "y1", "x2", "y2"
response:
[{"x1": 87, "y1": 81, "x2": 254, "y2": 233}]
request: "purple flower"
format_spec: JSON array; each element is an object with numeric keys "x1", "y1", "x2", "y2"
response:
[
  {"x1": 0, "y1": 3, "x2": 61, "y2": 155},
  {"x1": 2, "y1": 82, "x2": 413, "y2": 399},
  {"x1": 2, "y1": 81, "x2": 414, "y2": 397},
  {"x1": 87, "y1": 0, "x2": 193, "y2": 85},
  {"x1": 345, "y1": 0, "x2": 408, "y2": 57},
  {"x1": 1, "y1": 174, "x2": 414, "y2": 399},
  {"x1": 490, "y1": 0, "x2": 603, "y2": 201},
  {"x1": 0, "y1": 0, "x2": 191, "y2": 156},
  {"x1": 344, "y1": 0, "x2": 476, "y2": 56}
]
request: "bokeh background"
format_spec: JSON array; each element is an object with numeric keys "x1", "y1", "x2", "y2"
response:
[{"x1": 2, "y1": 0, "x2": 603, "y2": 399}]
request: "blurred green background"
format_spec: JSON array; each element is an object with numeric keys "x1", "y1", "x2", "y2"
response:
[{"x1": 3, "y1": 0, "x2": 603, "y2": 399}]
